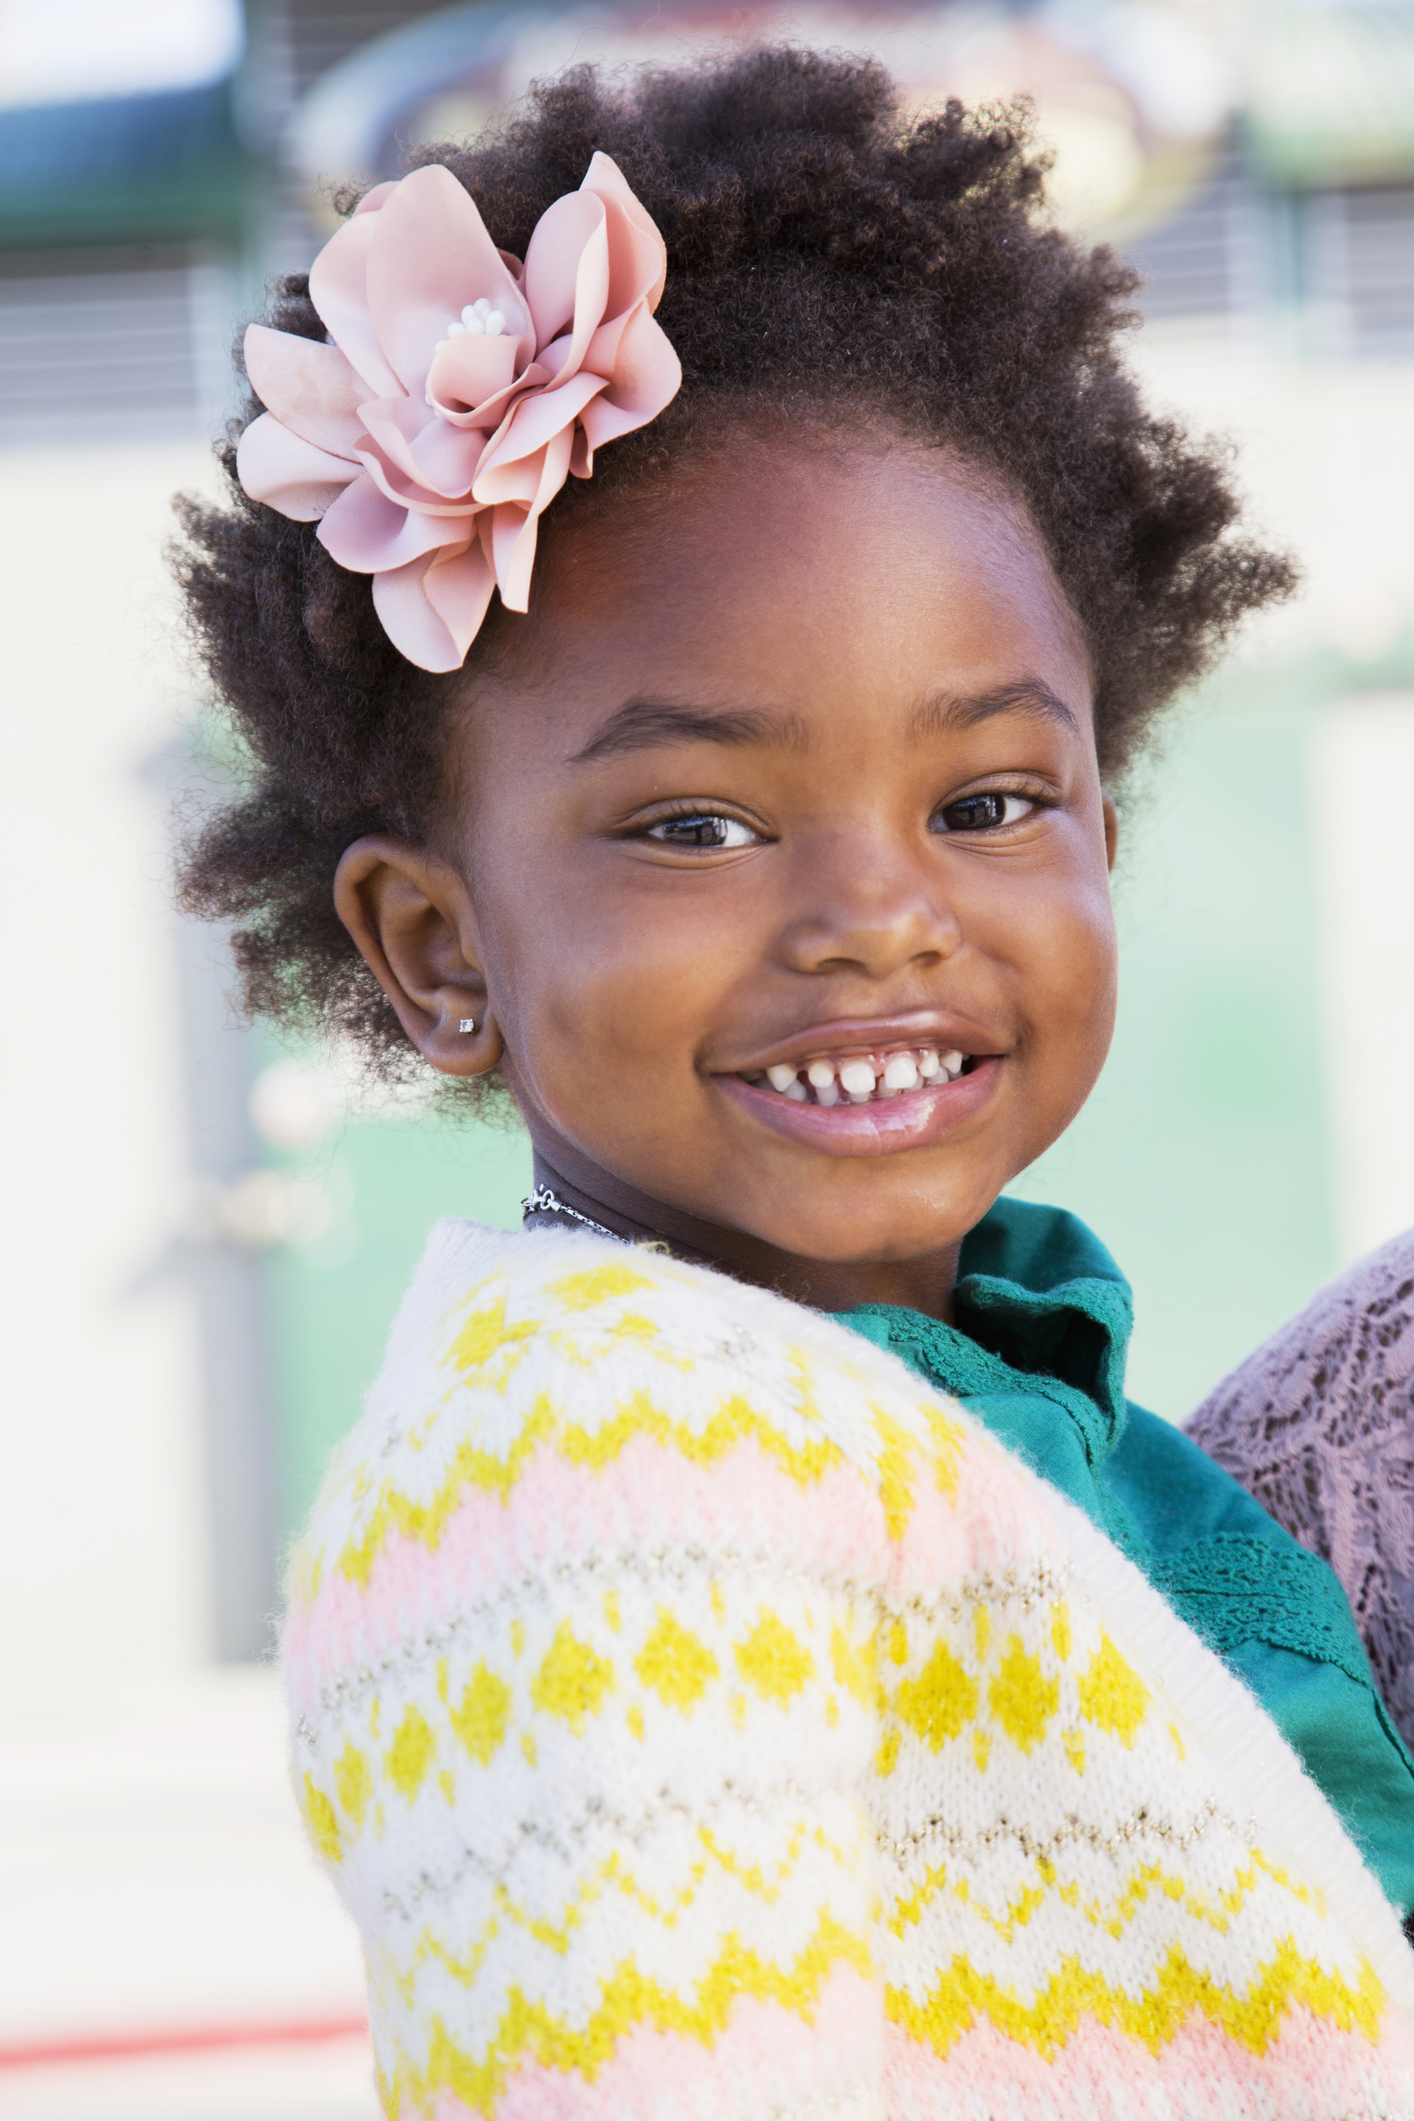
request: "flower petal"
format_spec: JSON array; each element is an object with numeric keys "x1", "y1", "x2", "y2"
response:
[
  {"x1": 308, "y1": 209, "x2": 402, "y2": 400},
  {"x1": 243, "y1": 324, "x2": 366, "y2": 457},
  {"x1": 235, "y1": 412, "x2": 357, "y2": 520},
  {"x1": 353, "y1": 180, "x2": 397, "y2": 218},
  {"x1": 580, "y1": 151, "x2": 669, "y2": 310},
  {"x1": 407, "y1": 417, "x2": 495, "y2": 502},
  {"x1": 522, "y1": 190, "x2": 609, "y2": 378},
  {"x1": 424, "y1": 541, "x2": 499, "y2": 660},
  {"x1": 585, "y1": 149, "x2": 674, "y2": 309},
  {"x1": 489, "y1": 424, "x2": 576, "y2": 612},
  {"x1": 365, "y1": 165, "x2": 530, "y2": 399},
  {"x1": 355, "y1": 397, "x2": 487, "y2": 506},
  {"x1": 372, "y1": 542, "x2": 494, "y2": 672},
  {"x1": 425, "y1": 330, "x2": 519, "y2": 421},
  {"x1": 429, "y1": 360, "x2": 550, "y2": 438},
  {"x1": 473, "y1": 370, "x2": 605, "y2": 506},
  {"x1": 317, "y1": 474, "x2": 466, "y2": 575},
  {"x1": 577, "y1": 301, "x2": 682, "y2": 461}
]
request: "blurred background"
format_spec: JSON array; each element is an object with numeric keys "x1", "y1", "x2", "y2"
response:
[{"x1": 0, "y1": 0, "x2": 1411, "y2": 2113}]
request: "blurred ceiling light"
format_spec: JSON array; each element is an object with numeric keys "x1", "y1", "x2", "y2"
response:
[
  {"x1": 250, "y1": 1052, "x2": 433, "y2": 1152},
  {"x1": 1037, "y1": 103, "x2": 1149, "y2": 221},
  {"x1": 0, "y1": 0, "x2": 243, "y2": 108}
]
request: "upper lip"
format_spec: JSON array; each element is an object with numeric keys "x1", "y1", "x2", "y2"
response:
[{"x1": 714, "y1": 1012, "x2": 1008, "y2": 1077}]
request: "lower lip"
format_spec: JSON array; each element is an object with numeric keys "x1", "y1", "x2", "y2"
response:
[{"x1": 715, "y1": 1058, "x2": 1004, "y2": 1157}]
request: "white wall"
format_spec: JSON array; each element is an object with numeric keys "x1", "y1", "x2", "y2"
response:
[
  {"x1": 1130, "y1": 336, "x2": 1414, "y2": 1273},
  {"x1": 1132, "y1": 337, "x2": 1414, "y2": 671},
  {"x1": 0, "y1": 444, "x2": 221, "y2": 1678},
  {"x1": 1311, "y1": 692, "x2": 1414, "y2": 1266}
]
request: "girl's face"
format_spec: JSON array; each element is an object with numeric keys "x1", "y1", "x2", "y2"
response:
[{"x1": 339, "y1": 431, "x2": 1118, "y2": 1314}]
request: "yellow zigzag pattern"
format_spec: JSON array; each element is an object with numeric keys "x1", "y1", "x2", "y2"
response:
[
  {"x1": 886, "y1": 1847, "x2": 1321, "y2": 1947},
  {"x1": 887, "y1": 1937, "x2": 1386, "y2": 2063},
  {"x1": 379, "y1": 1911, "x2": 873, "y2": 2118},
  {"x1": 389, "y1": 1820, "x2": 865, "y2": 2000},
  {"x1": 336, "y1": 1387, "x2": 853, "y2": 1586},
  {"x1": 330, "y1": 1282, "x2": 965, "y2": 1584}
]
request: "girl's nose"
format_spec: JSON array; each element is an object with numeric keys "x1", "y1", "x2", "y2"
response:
[{"x1": 776, "y1": 843, "x2": 963, "y2": 981}]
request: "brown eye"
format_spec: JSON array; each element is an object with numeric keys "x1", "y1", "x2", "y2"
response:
[
  {"x1": 646, "y1": 812, "x2": 757, "y2": 848},
  {"x1": 931, "y1": 792, "x2": 1033, "y2": 833}
]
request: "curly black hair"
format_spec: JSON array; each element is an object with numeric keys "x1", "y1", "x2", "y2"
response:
[{"x1": 175, "y1": 44, "x2": 1294, "y2": 1067}]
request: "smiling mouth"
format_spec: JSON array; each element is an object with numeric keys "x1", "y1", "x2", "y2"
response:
[{"x1": 738, "y1": 1042, "x2": 975, "y2": 1108}]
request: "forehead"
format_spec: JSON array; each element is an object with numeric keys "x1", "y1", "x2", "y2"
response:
[{"x1": 482, "y1": 431, "x2": 1092, "y2": 733}]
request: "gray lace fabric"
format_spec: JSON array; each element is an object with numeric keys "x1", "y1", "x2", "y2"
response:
[{"x1": 1186, "y1": 1228, "x2": 1414, "y2": 1753}]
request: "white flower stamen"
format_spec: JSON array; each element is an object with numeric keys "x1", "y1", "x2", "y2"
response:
[{"x1": 440, "y1": 297, "x2": 512, "y2": 348}]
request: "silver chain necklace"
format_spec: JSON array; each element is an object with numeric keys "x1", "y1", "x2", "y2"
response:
[{"x1": 521, "y1": 1182, "x2": 622, "y2": 1242}]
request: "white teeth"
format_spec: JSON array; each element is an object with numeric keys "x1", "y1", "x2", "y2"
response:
[
  {"x1": 756, "y1": 1045, "x2": 969, "y2": 1105},
  {"x1": 839, "y1": 1059, "x2": 876, "y2": 1101}
]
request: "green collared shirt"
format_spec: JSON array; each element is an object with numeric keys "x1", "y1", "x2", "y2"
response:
[{"x1": 839, "y1": 1196, "x2": 1414, "y2": 1919}]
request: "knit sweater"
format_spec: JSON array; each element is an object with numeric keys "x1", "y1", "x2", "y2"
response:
[
  {"x1": 836, "y1": 1197, "x2": 1414, "y2": 1916},
  {"x1": 284, "y1": 1220, "x2": 1414, "y2": 2120}
]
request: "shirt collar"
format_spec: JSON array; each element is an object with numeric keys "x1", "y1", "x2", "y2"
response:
[
  {"x1": 840, "y1": 1195, "x2": 1135, "y2": 1456},
  {"x1": 956, "y1": 1195, "x2": 1134, "y2": 1433}
]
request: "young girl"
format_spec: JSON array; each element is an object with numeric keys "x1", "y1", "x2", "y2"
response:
[{"x1": 179, "y1": 48, "x2": 1414, "y2": 2120}]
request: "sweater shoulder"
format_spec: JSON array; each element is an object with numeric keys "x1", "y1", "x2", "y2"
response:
[{"x1": 283, "y1": 1222, "x2": 986, "y2": 1623}]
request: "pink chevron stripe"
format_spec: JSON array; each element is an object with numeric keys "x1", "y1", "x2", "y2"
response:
[
  {"x1": 885, "y1": 1433, "x2": 1063, "y2": 1600},
  {"x1": 882, "y1": 2004, "x2": 1414, "y2": 2120},
  {"x1": 422, "y1": 1964, "x2": 880, "y2": 2121},
  {"x1": 285, "y1": 1413, "x2": 1075, "y2": 1711},
  {"x1": 285, "y1": 1438, "x2": 895, "y2": 1705}
]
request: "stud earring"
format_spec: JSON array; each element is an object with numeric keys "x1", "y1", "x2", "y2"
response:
[{"x1": 458, "y1": 1017, "x2": 477, "y2": 1035}]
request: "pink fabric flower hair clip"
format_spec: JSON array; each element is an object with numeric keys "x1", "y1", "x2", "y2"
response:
[{"x1": 235, "y1": 154, "x2": 682, "y2": 672}]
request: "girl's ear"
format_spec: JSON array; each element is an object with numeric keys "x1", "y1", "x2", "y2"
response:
[
  {"x1": 1101, "y1": 789, "x2": 1119, "y2": 874},
  {"x1": 334, "y1": 835, "x2": 502, "y2": 1077}
]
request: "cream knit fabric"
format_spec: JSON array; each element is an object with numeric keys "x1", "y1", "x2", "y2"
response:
[{"x1": 285, "y1": 1221, "x2": 1414, "y2": 2120}]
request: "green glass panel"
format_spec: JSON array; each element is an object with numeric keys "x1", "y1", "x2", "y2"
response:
[
  {"x1": 1009, "y1": 682, "x2": 1333, "y2": 1420},
  {"x1": 263, "y1": 1109, "x2": 531, "y2": 1544}
]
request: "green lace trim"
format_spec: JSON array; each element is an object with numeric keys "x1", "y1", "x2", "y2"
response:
[{"x1": 1151, "y1": 1536, "x2": 1376, "y2": 1695}]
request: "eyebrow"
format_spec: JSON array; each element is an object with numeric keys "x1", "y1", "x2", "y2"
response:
[
  {"x1": 909, "y1": 679, "x2": 1080, "y2": 741},
  {"x1": 569, "y1": 677, "x2": 1079, "y2": 764},
  {"x1": 569, "y1": 697, "x2": 810, "y2": 763}
]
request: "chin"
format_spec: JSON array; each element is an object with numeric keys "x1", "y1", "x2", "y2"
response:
[{"x1": 748, "y1": 1198, "x2": 977, "y2": 1267}]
